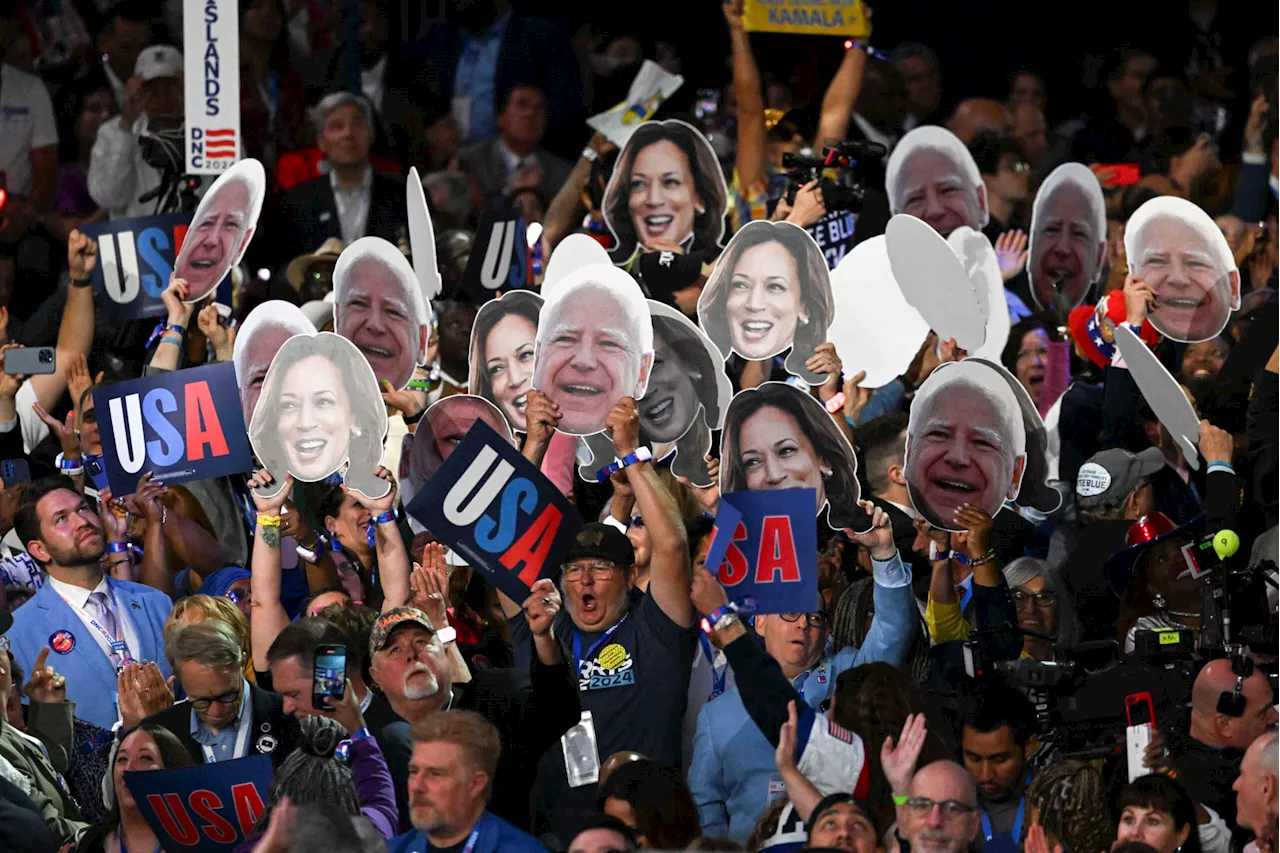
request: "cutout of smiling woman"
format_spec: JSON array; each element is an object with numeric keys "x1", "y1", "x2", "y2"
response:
[
  {"x1": 720, "y1": 381, "x2": 864, "y2": 531},
  {"x1": 1122, "y1": 195, "x2": 1241, "y2": 344},
  {"x1": 333, "y1": 236, "x2": 434, "y2": 392},
  {"x1": 601, "y1": 118, "x2": 729, "y2": 265},
  {"x1": 698, "y1": 221, "x2": 835, "y2": 383},
  {"x1": 173, "y1": 158, "x2": 267, "y2": 303},
  {"x1": 248, "y1": 332, "x2": 390, "y2": 501},
  {"x1": 576, "y1": 299, "x2": 732, "y2": 488},
  {"x1": 532, "y1": 263, "x2": 654, "y2": 437},
  {"x1": 1028, "y1": 162, "x2": 1107, "y2": 315},
  {"x1": 904, "y1": 359, "x2": 1028, "y2": 532},
  {"x1": 233, "y1": 300, "x2": 315, "y2": 427},
  {"x1": 468, "y1": 290, "x2": 545, "y2": 433}
]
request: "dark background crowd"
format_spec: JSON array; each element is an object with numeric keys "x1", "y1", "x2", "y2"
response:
[{"x1": 0, "y1": 0, "x2": 1277, "y2": 853}]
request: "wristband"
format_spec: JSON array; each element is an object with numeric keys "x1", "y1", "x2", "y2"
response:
[
  {"x1": 70, "y1": 276, "x2": 94, "y2": 289},
  {"x1": 146, "y1": 322, "x2": 186, "y2": 349},
  {"x1": 106, "y1": 541, "x2": 130, "y2": 554},
  {"x1": 406, "y1": 378, "x2": 432, "y2": 392},
  {"x1": 257, "y1": 514, "x2": 281, "y2": 528},
  {"x1": 436, "y1": 626, "x2": 457, "y2": 645},
  {"x1": 1205, "y1": 461, "x2": 1235, "y2": 474},
  {"x1": 581, "y1": 147, "x2": 599, "y2": 162},
  {"x1": 893, "y1": 795, "x2": 910, "y2": 806},
  {"x1": 373, "y1": 509, "x2": 399, "y2": 525},
  {"x1": 349, "y1": 727, "x2": 372, "y2": 743},
  {"x1": 57, "y1": 453, "x2": 84, "y2": 471},
  {"x1": 969, "y1": 550, "x2": 996, "y2": 567},
  {"x1": 403, "y1": 408, "x2": 426, "y2": 426},
  {"x1": 824, "y1": 391, "x2": 846, "y2": 414},
  {"x1": 594, "y1": 446, "x2": 653, "y2": 482}
]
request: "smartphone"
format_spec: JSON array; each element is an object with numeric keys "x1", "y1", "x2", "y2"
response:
[
  {"x1": 1125, "y1": 692, "x2": 1156, "y2": 782},
  {"x1": 84, "y1": 455, "x2": 109, "y2": 492},
  {"x1": 0, "y1": 458, "x2": 30, "y2": 488},
  {"x1": 1093, "y1": 163, "x2": 1141, "y2": 187},
  {"x1": 312, "y1": 643, "x2": 347, "y2": 710},
  {"x1": 4, "y1": 347, "x2": 55, "y2": 375}
]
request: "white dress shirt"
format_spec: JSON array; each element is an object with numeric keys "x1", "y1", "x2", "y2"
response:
[
  {"x1": 329, "y1": 166, "x2": 374, "y2": 247},
  {"x1": 45, "y1": 574, "x2": 142, "y2": 668},
  {"x1": 361, "y1": 56, "x2": 387, "y2": 113}
]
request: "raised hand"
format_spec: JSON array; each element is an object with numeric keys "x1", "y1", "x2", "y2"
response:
[
  {"x1": 160, "y1": 274, "x2": 192, "y2": 321},
  {"x1": 786, "y1": 180, "x2": 827, "y2": 228},
  {"x1": 380, "y1": 379, "x2": 427, "y2": 420},
  {"x1": 25, "y1": 648, "x2": 67, "y2": 704},
  {"x1": 994, "y1": 230, "x2": 1028, "y2": 281},
  {"x1": 952, "y1": 503, "x2": 993, "y2": 559},
  {"x1": 522, "y1": 577, "x2": 562, "y2": 637},
  {"x1": 66, "y1": 353, "x2": 102, "y2": 411},
  {"x1": 248, "y1": 468, "x2": 293, "y2": 510},
  {"x1": 691, "y1": 565, "x2": 730, "y2": 617},
  {"x1": 410, "y1": 543, "x2": 449, "y2": 627},
  {"x1": 722, "y1": 0, "x2": 744, "y2": 30},
  {"x1": 676, "y1": 456, "x2": 721, "y2": 514},
  {"x1": 523, "y1": 390, "x2": 560, "y2": 449},
  {"x1": 844, "y1": 499, "x2": 896, "y2": 560},
  {"x1": 806, "y1": 343, "x2": 843, "y2": 396},
  {"x1": 775, "y1": 699, "x2": 800, "y2": 773},
  {"x1": 842, "y1": 370, "x2": 873, "y2": 424},
  {"x1": 344, "y1": 465, "x2": 398, "y2": 514},
  {"x1": 32, "y1": 401, "x2": 79, "y2": 457},
  {"x1": 197, "y1": 304, "x2": 234, "y2": 361},
  {"x1": 97, "y1": 487, "x2": 129, "y2": 541},
  {"x1": 124, "y1": 472, "x2": 168, "y2": 524},
  {"x1": 67, "y1": 230, "x2": 98, "y2": 281},
  {"x1": 116, "y1": 661, "x2": 175, "y2": 729},
  {"x1": 0, "y1": 345, "x2": 27, "y2": 399},
  {"x1": 1198, "y1": 420, "x2": 1234, "y2": 466},
  {"x1": 881, "y1": 712, "x2": 928, "y2": 796},
  {"x1": 1123, "y1": 274, "x2": 1156, "y2": 326},
  {"x1": 314, "y1": 678, "x2": 366, "y2": 733},
  {"x1": 606, "y1": 397, "x2": 641, "y2": 457},
  {"x1": 1026, "y1": 823, "x2": 1064, "y2": 853}
]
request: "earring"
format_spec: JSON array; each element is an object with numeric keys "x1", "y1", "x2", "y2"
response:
[
  {"x1": 800, "y1": 316, "x2": 810, "y2": 326},
  {"x1": 1152, "y1": 593, "x2": 1167, "y2": 610},
  {"x1": 820, "y1": 468, "x2": 833, "y2": 480},
  {"x1": 695, "y1": 205, "x2": 706, "y2": 215}
]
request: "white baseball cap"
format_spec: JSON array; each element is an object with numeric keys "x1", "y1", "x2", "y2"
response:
[{"x1": 135, "y1": 45, "x2": 183, "y2": 82}]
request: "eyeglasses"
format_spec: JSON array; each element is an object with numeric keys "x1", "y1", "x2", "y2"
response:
[
  {"x1": 627, "y1": 516, "x2": 645, "y2": 531},
  {"x1": 225, "y1": 588, "x2": 251, "y2": 604},
  {"x1": 563, "y1": 561, "x2": 621, "y2": 581},
  {"x1": 188, "y1": 682, "x2": 242, "y2": 711},
  {"x1": 778, "y1": 612, "x2": 828, "y2": 628},
  {"x1": 1007, "y1": 161, "x2": 1030, "y2": 173},
  {"x1": 1009, "y1": 589, "x2": 1057, "y2": 609},
  {"x1": 902, "y1": 797, "x2": 977, "y2": 820}
]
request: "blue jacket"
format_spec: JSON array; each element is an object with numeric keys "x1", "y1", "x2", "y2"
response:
[
  {"x1": 388, "y1": 811, "x2": 544, "y2": 853},
  {"x1": 689, "y1": 553, "x2": 915, "y2": 841},
  {"x1": 7, "y1": 577, "x2": 173, "y2": 731}
]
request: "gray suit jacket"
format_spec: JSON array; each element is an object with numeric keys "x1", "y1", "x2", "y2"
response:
[
  {"x1": 0, "y1": 717, "x2": 87, "y2": 845},
  {"x1": 458, "y1": 138, "x2": 573, "y2": 209}
]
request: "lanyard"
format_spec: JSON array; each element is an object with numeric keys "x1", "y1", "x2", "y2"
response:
[
  {"x1": 54, "y1": 586, "x2": 131, "y2": 666},
  {"x1": 979, "y1": 785, "x2": 1027, "y2": 844},
  {"x1": 199, "y1": 702, "x2": 252, "y2": 764},
  {"x1": 958, "y1": 580, "x2": 974, "y2": 612},
  {"x1": 572, "y1": 614, "x2": 629, "y2": 674},
  {"x1": 461, "y1": 827, "x2": 481, "y2": 853},
  {"x1": 699, "y1": 633, "x2": 727, "y2": 700}
]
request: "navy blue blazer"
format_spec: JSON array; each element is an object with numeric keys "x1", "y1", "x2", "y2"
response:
[{"x1": 7, "y1": 578, "x2": 173, "y2": 731}]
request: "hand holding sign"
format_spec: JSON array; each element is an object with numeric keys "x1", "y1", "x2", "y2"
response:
[
  {"x1": 523, "y1": 577, "x2": 562, "y2": 637},
  {"x1": 703, "y1": 489, "x2": 819, "y2": 614},
  {"x1": 844, "y1": 499, "x2": 896, "y2": 561},
  {"x1": 248, "y1": 468, "x2": 293, "y2": 511},
  {"x1": 1123, "y1": 274, "x2": 1157, "y2": 326},
  {"x1": 607, "y1": 397, "x2": 642, "y2": 457},
  {"x1": 343, "y1": 464, "x2": 397, "y2": 513}
]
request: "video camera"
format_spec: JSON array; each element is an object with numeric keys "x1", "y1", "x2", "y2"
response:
[
  {"x1": 136, "y1": 114, "x2": 201, "y2": 214},
  {"x1": 781, "y1": 139, "x2": 885, "y2": 213}
]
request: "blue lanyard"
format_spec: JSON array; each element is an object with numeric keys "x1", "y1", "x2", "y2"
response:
[
  {"x1": 699, "y1": 633, "x2": 727, "y2": 700},
  {"x1": 979, "y1": 779, "x2": 1028, "y2": 844},
  {"x1": 462, "y1": 826, "x2": 480, "y2": 853},
  {"x1": 958, "y1": 579, "x2": 974, "y2": 612},
  {"x1": 572, "y1": 615, "x2": 629, "y2": 674}
]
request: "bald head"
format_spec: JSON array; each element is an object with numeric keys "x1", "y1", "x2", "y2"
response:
[
  {"x1": 1234, "y1": 730, "x2": 1279, "y2": 842},
  {"x1": 948, "y1": 99, "x2": 1011, "y2": 144},
  {"x1": 1191, "y1": 658, "x2": 1279, "y2": 750},
  {"x1": 911, "y1": 760, "x2": 978, "y2": 806}
]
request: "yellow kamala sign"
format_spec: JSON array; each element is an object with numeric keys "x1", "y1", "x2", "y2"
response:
[{"x1": 743, "y1": 0, "x2": 870, "y2": 37}]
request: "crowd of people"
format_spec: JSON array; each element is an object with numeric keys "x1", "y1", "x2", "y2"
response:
[{"x1": 0, "y1": 0, "x2": 1277, "y2": 852}]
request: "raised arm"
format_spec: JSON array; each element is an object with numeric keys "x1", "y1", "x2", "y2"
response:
[
  {"x1": 519, "y1": 390, "x2": 560, "y2": 469},
  {"x1": 31, "y1": 231, "x2": 98, "y2": 413},
  {"x1": 129, "y1": 474, "x2": 174, "y2": 594},
  {"x1": 814, "y1": 40, "x2": 869, "y2": 149},
  {"x1": 248, "y1": 469, "x2": 294, "y2": 666},
  {"x1": 725, "y1": 0, "x2": 768, "y2": 202},
  {"x1": 345, "y1": 467, "x2": 409, "y2": 613},
  {"x1": 146, "y1": 276, "x2": 197, "y2": 374},
  {"x1": 607, "y1": 398, "x2": 694, "y2": 627}
]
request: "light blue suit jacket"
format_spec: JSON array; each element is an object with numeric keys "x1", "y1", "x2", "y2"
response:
[{"x1": 7, "y1": 578, "x2": 173, "y2": 731}]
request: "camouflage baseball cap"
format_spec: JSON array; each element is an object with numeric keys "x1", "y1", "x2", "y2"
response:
[{"x1": 368, "y1": 606, "x2": 436, "y2": 657}]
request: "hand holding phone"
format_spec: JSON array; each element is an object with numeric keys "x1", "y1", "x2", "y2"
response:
[
  {"x1": 3, "y1": 347, "x2": 55, "y2": 376},
  {"x1": 312, "y1": 644, "x2": 366, "y2": 734}
]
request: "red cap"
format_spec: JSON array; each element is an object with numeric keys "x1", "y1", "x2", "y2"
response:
[
  {"x1": 1068, "y1": 290, "x2": 1163, "y2": 369},
  {"x1": 1125, "y1": 512, "x2": 1178, "y2": 548}
]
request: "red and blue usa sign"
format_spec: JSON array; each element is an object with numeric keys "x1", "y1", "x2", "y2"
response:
[
  {"x1": 703, "y1": 489, "x2": 819, "y2": 614},
  {"x1": 126, "y1": 754, "x2": 272, "y2": 853}
]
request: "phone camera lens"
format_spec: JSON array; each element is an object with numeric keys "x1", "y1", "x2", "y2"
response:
[{"x1": 38, "y1": 350, "x2": 52, "y2": 363}]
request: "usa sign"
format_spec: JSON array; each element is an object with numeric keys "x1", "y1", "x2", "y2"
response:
[
  {"x1": 126, "y1": 754, "x2": 272, "y2": 853},
  {"x1": 703, "y1": 489, "x2": 819, "y2": 614}
]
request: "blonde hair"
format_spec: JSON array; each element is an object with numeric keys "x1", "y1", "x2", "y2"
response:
[{"x1": 166, "y1": 594, "x2": 255, "y2": 679}]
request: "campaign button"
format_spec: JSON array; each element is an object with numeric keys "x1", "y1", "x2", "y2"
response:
[{"x1": 50, "y1": 630, "x2": 76, "y2": 654}]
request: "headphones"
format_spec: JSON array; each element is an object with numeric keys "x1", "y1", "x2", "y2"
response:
[{"x1": 1216, "y1": 652, "x2": 1255, "y2": 717}]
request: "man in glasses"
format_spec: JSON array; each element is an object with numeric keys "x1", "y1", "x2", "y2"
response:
[
  {"x1": 506, "y1": 399, "x2": 696, "y2": 841},
  {"x1": 897, "y1": 760, "x2": 981, "y2": 853},
  {"x1": 141, "y1": 620, "x2": 298, "y2": 768}
]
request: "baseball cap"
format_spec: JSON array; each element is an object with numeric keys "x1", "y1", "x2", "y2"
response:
[
  {"x1": 135, "y1": 45, "x2": 183, "y2": 82},
  {"x1": 368, "y1": 606, "x2": 435, "y2": 656},
  {"x1": 1076, "y1": 447, "x2": 1165, "y2": 506},
  {"x1": 563, "y1": 522, "x2": 634, "y2": 567}
]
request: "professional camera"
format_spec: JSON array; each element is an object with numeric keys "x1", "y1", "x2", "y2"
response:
[
  {"x1": 137, "y1": 113, "x2": 200, "y2": 214},
  {"x1": 781, "y1": 139, "x2": 885, "y2": 213}
]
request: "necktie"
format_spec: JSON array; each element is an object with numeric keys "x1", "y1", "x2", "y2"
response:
[{"x1": 87, "y1": 591, "x2": 122, "y2": 649}]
